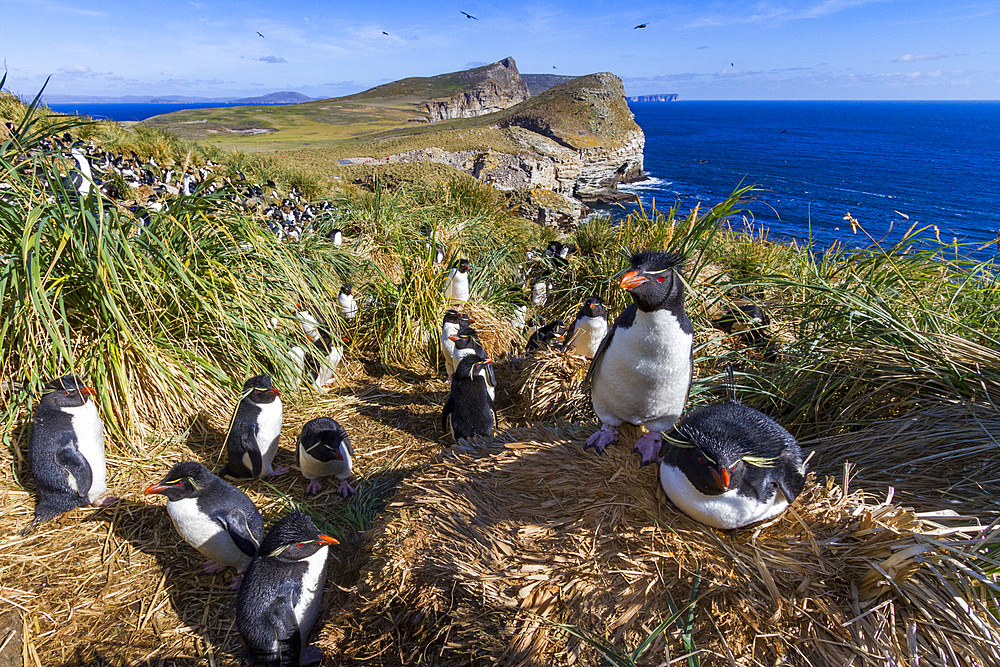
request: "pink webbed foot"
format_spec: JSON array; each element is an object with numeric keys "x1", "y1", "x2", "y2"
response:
[
  {"x1": 305, "y1": 479, "x2": 323, "y2": 497},
  {"x1": 94, "y1": 495, "x2": 119, "y2": 507},
  {"x1": 201, "y1": 560, "x2": 226, "y2": 574},
  {"x1": 633, "y1": 431, "x2": 663, "y2": 466},
  {"x1": 267, "y1": 465, "x2": 291, "y2": 477},
  {"x1": 228, "y1": 573, "x2": 244, "y2": 590},
  {"x1": 584, "y1": 424, "x2": 618, "y2": 454},
  {"x1": 337, "y1": 479, "x2": 355, "y2": 499}
]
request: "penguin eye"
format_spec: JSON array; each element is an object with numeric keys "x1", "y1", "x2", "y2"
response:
[
  {"x1": 657, "y1": 277, "x2": 665, "y2": 283},
  {"x1": 296, "y1": 543, "x2": 305, "y2": 548},
  {"x1": 697, "y1": 456, "x2": 705, "y2": 464}
]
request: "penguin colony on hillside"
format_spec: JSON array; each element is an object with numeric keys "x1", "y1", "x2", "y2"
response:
[{"x1": 17, "y1": 129, "x2": 808, "y2": 664}]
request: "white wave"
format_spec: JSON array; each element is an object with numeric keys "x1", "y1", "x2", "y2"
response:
[{"x1": 619, "y1": 176, "x2": 672, "y2": 191}]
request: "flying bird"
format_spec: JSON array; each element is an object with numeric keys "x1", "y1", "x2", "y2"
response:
[
  {"x1": 256, "y1": 31, "x2": 265, "y2": 38},
  {"x1": 382, "y1": 31, "x2": 389, "y2": 35},
  {"x1": 460, "y1": 11, "x2": 478, "y2": 19},
  {"x1": 552, "y1": 65, "x2": 557, "y2": 69},
  {"x1": 634, "y1": 23, "x2": 647, "y2": 29}
]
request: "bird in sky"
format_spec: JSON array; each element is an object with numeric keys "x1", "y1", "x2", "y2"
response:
[
  {"x1": 460, "y1": 11, "x2": 478, "y2": 19},
  {"x1": 382, "y1": 31, "x2": 389, "y2": 35},
  {"x1": 256, "y1": 31, "x2": 265, "y2": 38},
  {"x1": 552, "y1": 65, "x2": 557, "y2": 69},
  {"x1": 634, "y1": 23, "x2": 647, "y2": 29}
]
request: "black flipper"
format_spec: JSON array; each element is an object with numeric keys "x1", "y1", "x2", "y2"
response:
[
  {"x1": 442, "y1": 394, "x2": 455, "y2": 432},
  {"x1": 215, "y1": 509, "x2": 261, "y2": 559},
  {"x1": 54, "y1": 439, "x2": 93, "y2": 500},
  {"x1": 776, "y1": 457, "x2": 806, "y2": 505},
  {"x1": 242, "y1": 429, "x2": 263, "y2": 478},
  {"x1": 267, "y1": 581, "x2": 302, "y2": 665}
]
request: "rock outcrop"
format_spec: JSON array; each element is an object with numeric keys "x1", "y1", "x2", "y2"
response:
[
  {"x1": 385, "y1": 72, "x2": 644, "y2": 226},
  {"x1": 424, "y1": 58, "x2": 530, "y2": 122}
]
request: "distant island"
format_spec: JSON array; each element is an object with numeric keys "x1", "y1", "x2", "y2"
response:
[
  {"x1": 628, "y1": 94, "x2": 679, "y2": 102},
  {"x1": 42, "y1": 91, "x2": 312, "y2": 105}
]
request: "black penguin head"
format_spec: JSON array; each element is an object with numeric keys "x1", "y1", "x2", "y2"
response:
[
  {"x1": 454, "y1": 353, "x2": 492, "y2": 382},
  {"x1": 538, "y1": 320, "x2": 567, "y2": 343},
  {"x1": 340, "y1": 284, "x2": 353, "y2": 296},
  {"x1": 260, "y1": 511, "x2": 338, "y2": 561},
  {"x1": 442, "y1": 309, "x2": 463, "y2": 326},
  {"x1": 620, "y1": 250, "x2": 685, "y2": 312},
  {"x1": 456, "y1": 259, "x2": 470, "y2": 273},
  {"x1": 144, "y1": 461, "x2": 216, "y2": 501},
  {"x1": 545, "y1": 240, "x2": 562, "y2": 257},
  {"x1": 302, "y1": 428, "x2": 346, "y2": 462},
  {"x1": 41, "y1": 375, "x2": 95, "y2": 408},
  {"x1": 242, "y1": 374, "x2": 280, "y2": 404},
  {"x1": 580, "y1": 296, "x2": 607, "y2": 319},
  {"x1": 448, "y1": 326, "x2": 479, "y2": 351}
]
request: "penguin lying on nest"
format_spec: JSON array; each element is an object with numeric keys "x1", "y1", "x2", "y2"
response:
[
  {"x1": 584, "y1": 251, "x2": 693, "y2": 465},
  {"x1": 296, "y1": 417, "x2": 355, "y2": 498},
  {"x1": 220, "y1": 374, "x2": 288, "y2": 479},
  {"x1": 527, "y1": 319, "x2": 567, "y2": 353},
  {"x1": 23, "y1": 375, "x2": 117, "y2": 534},
  {"x1": 658, "y1": 369, "x2": 807, "y2": 529},
  {"x1": 236, "y1": 511, "x2": 338, "y2": 666},
  {"x1": 145, "y1": 461, "x2": 263, "y2": 588}
]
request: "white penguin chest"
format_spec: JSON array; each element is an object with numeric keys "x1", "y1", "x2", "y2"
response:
[
  {"x1": 64, "y1": 401, "x2": 106, "y2": 501},
  {"x1": 658, "y1": 464, "x2": 789, "y2": 530},
  {"x1": 294, "y1": 548, "x2": 329, "y2": 632},
  {"x1": 338, "y1": 294, "x2": 357, "y2": 320},
  {"x1": 531, "y1": 281, "x2": 548, "y2": 306},
  {"x1": 250, "y1": 399, "x2": 282, "y2": 474},
  {"x1": 592, "y1": 309, "x2": 692, "y2": 430},
  {"x1": 568, "y1": 316, "x2": 608, "y2": 358},
  {"x1": 167, "y1": 497, "x2": 223, "y2": 549},
  {"x1": 299, "y1": 443, "x2": 351, "y2": 480},
  {"x1": 446, "y1": 271, "x2": 469, "y2": 302}
]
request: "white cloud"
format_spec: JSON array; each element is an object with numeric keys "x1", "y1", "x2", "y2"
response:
[
  {"x1": 255, "y1": 55, "x2": 287, "y2": 64},
  {"x1": 894, "y1": 53, "x2": 955, "y2": 63}
]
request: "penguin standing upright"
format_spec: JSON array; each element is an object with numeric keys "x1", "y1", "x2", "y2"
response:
[
  {"x1": 220, "y1": 374, "x2": 289, "y2": 478},
  {"x1": 296, "y1": 417, "x2": 355, "y2": 498},
  {"x1": 658, "y1": 396, "x2": 806, "y2": 530},
  {"x1": 337, "y1": 284, "x2": 358, "y2": 322},
  {"x1": 327, "y1": 228, "x2": 343, "y2": 246},
  {"x1": 24, "y1": 375, "x2": 116, "y2": 532},
  {"x1": 444, "y1": 258, "x2": 471, "y2": 304},
  {"x1": 563, "y1": 296, "x2": 609, "y2": 359},
  {"x1": 442, "y1": 354, "x2": 496, "y2": 443},
  {"x1": 236, "y1": 512, "x2": 338, "y2": 667},
  {"x1": 69, "y1": 145, "x2": 93, "y2": 196},
  {"x1": 144, "y1": 461, "x2": 263, "y2": 587},
  {"x1": 584, "y1": 251, "x2": 693, "y2": 464},
  {"x1": 440, "y1": 309, "x2": 469, "y2": 381},
  {"x1": 449, "y1": 327, "x2": 495, "y2": 400}
]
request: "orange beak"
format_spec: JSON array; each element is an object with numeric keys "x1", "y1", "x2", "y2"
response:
[
  {"x1": 448, "y1": 335, "x2": 460, "y2": 341},
  {"x1": 144, "y1": 482, "x2": 169, "y2": 495},
  {"x1": 80, "y1": 386, "x2": 97, "y2": 396},
  {"x1": 620, "y1": 270, "x2": 646, "y2": 290},
  {"x1": 341, "y1": 336, "x2": 350, "y2": 343},
  {"x1": 484, "y1": 358, "x2": 493, "y2": 364},
  {"x1": 318, "y1": 534, "x2": 339, "y2": 545},
  {"x1": 270, "y1": 387, "x2": 281, "y2": 397},
  {"x1": 711, "y1": 467, "x2": 731, "y2": 491}
]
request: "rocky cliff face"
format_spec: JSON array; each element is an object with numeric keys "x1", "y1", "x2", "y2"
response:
[{"x1": 424, "y1": 58, "x2": 530, "y2": 122}]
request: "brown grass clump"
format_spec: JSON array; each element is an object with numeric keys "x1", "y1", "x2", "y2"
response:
[
  {"x1": 347, "y1": 425, "x2": 1000, "y2": 666},
  {"x1": 509, "y1": 350, "x2": 592, "y2": 421}
]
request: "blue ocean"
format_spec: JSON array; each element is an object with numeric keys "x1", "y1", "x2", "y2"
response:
[{"x1": 620, "y1": 101, "x2": 1000, "y2": 261}]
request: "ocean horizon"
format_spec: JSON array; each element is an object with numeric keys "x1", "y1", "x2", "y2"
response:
[{"x1": 620, "y1": 100, "x2": 1000, "y2": 262}]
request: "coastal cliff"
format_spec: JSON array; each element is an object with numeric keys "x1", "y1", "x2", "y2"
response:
[{"x1": 424, "y1": 57, "x2": 530, "y2": 121}]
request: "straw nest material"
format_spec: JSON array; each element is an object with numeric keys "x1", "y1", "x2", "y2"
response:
[
  {"x1": 509, "y1": 349, "x2": 593, "y2": 421},
  {"x1": 350, "y1": 424, "x2": 1000, "y2": 666}
]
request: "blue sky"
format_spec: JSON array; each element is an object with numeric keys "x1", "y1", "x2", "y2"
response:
[{"x1": 4, "y1": 0, "x2": 999, "y2": 100}]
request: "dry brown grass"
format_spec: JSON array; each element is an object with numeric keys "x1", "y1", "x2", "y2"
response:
[
  {"x1": 345, "y1": 424, "x2": 1000, "y2": 666},
  {"x1": 508, "y1": 349, "x2": 592, "y2": 422}
]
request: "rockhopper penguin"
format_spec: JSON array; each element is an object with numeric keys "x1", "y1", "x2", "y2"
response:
[
  {"x1": 526, "y1": 319, "x2": 567, "y2": 353},
  {"x1": 584, "y1": 251, "x2": 693, "y2": 465},
  {"x1": 440, "y1": 310, "x2": 473, "y2": 381},
  {"x1": 337, "y1": 284, "x2": 357, "y2": 322},
  {"x1": 563, "y1": 296, "x2": 609, "y2": 359},
  {"x1": 236, "y1": 511, "x2": 338, "y2": 667},
  {"x1": 296, "y1": 417, "x2": 355, "y2": 498},
  {"x1": 220, "y1": 374, "x2": 289, "y2": 478},
  {"x1": 449, "y1": 326, "x2": 495, "y2": 400},
  {"x1": 24, "y1": 375, "x2": 116, "y2": 533},
  {"x1": 442, "y1": 354, "x2": 497, "y2": 444},
  {"x1": 444, "y1": 258, "x2": 471, "y2": 304},
  {"x1": 144, "y1": 461, "x2": 264, "y2": 587},
  {"x1": 658, "y1": 399, "x2": 806, "y2": 529}
]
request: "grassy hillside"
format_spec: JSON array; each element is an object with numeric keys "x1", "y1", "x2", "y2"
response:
[{"x1": 3, "y1": 91, "x2": 1000, "y2": 665}]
